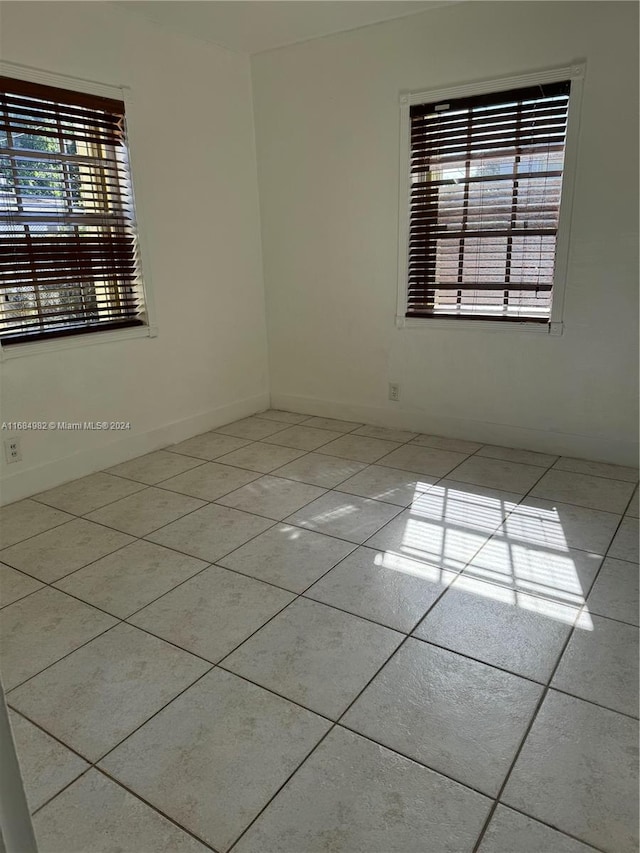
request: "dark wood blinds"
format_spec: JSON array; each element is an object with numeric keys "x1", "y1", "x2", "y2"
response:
[
  {"x1": 0, "y1": 76, "x2": 145, "y2": 344},
  {"x1": 407, "y1": 80, "x2": 571, "y2": 322}
]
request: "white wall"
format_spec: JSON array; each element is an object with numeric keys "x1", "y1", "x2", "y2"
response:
[
  {"x1": 252, "y1": 1, "x2": 639, "y2": 465},
  {"x1": 0, "y1": 2, "x2": 269, "y2": 503}
]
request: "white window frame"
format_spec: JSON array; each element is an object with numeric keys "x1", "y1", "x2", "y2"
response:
[
  {"x1": 395, "y1": 63, "x2": 585, "y2": 336},
  {"x1": 0, "y1": 60, "x2": 157, "y2": 361}
]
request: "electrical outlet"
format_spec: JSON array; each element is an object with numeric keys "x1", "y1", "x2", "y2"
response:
[
  {"x1": 4, "y1": 438, "x2": 22, "y2": 464},
  {"x1": 388, "y1": 383, "x2": 400, "y2": 402}
]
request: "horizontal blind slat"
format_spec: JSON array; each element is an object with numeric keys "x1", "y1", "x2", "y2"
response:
[
  {"x1": 405, "y1": 79, "x2": 570, "y2": 321},
  {"x1": 0, "y1": 76, "x2": 144, "y2": 343}
]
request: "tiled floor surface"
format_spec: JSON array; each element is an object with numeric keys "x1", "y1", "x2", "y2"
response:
[{"x1": 1, "y1": 410, "x2": 638, "y2": 853}]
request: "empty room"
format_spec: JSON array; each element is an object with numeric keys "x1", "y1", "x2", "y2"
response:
[{"x1": 0, "y1": 1, "x2": 638, "y2": 852}]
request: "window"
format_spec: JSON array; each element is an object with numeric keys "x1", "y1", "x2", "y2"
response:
[
  {"x1": 0, "y1": 75, "x2": 146, "y2": 345},
  {"x1": 398, "y1": 67, "x2": 583, "y2": 329}
]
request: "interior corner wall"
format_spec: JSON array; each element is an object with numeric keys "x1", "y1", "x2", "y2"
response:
[
  {"x1": 0, "y1": 2, "x2": 269, "y2": 504},
  {"x1": 251, "y1": 0, "x2": 639, "y2": 465}
]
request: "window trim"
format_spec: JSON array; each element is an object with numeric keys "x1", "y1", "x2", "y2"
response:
[
  {"x1": 0, "y1": 60, "x2": 157, "y2": 358},
  {"x1": 396, "y1": 63, "x2": 586, "y2": 335}
]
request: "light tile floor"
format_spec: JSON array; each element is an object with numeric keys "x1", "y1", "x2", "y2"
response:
[{"x1": 0, "y1": 410, "x2": 638, "y2": 853}]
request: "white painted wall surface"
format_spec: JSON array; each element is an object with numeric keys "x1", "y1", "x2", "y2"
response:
[
  {"x1": 0, "y1": 2, "x2": 269, "y2": 503},
  {"x1": 252, "y1": 1, "x2": 639, "y2": 464}
]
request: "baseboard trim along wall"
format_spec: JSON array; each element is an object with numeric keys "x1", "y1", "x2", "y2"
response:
[
  {"x1": 0, "y1": 392, "x2": 270, "y2": 506},
  {"x1": 271, "y1": 393, "x2": 639, "y2": 468}
]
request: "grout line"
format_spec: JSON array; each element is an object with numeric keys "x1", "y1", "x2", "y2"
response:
[
  {"x1": 92, "y1": 766, "x2": 221, "y2": 853},
  {"x1": 5, "y1": 431, "x2": 636, "y2": 547},
  {"x1": 11, "y1": 638, "x2": 620, "y2": 853},
  {"x1": 2, "y1": 453, "x2": 634, "y2": 696},
  {"x1": 103, "y1": 456, "x2": 211, "y2": 487},
  {"x1": 29, "y1": 479, "x2": 148, "y2": 516},
  {"x1": 214, "y1": 664, "x2": 336, "y2": 725},
  {"x1": 484, "y1": 802, "x2": 608, "y2": 853},
  {"x1": 3, "y1": 434, "x2": 632, "y2": 689},
  {"x1": 5, "y1": 620, "x2": 120, "y2": 694},
  {"x1": 225, "y1": 722, "x2": 337, "y2": 852},
  {"x1": 29, "y1": 766, "x2": 94, "y2": 818},
  {"x1": 8, "y1": 705, "x2": 95, "y2": 766},
  {"x1": 470, "y1": 485, "x2": 638, "y2": 853},
  {"x1": 225, "y1": 587, "x2": 461, "y2": 849},
  {"x1": 0, "y1": 512, "x2": 73, "y2": 549},
  {"x1": 91, "y1": 666, "x2": 216, "y2": 767},
  {"x1": 3, "y1": 414, "x2": 637, "y2": 850}
]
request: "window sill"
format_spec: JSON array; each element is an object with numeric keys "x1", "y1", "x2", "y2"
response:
[
  {"x1": 0, "y1": 324, "x2": 158, "y2": 361},
  {"x1": 396, "y1": 316, "x2": 563, "y2": 335}
]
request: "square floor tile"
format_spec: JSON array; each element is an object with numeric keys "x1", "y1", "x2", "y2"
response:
[
  {"x1": 501, "y1": 497, "x2": 621, "y2": 556},
  {"x1": 159, "y1": 461, "x2": 259, "y2": 501},
  {"x1": 414, "y1": 575, "x2": 579, "y2": 682},
  {"x1": 1, "y1": 588, "x2": 116, "y2": 689},
  {"x1": 264, "y1": 426, "x2": 342, "y2": 451},
  {"x1": 503, "y1": 691, "x2": 639, "y2": 853},
  {"x1": 319, "y1": 434, "x2": 401, "y2": 464},
  {"x1": 410, "y1": 480, "x2": 520, "y2": 532},
  {"x1": 10, "y1": 710, "x2": 89, "y2": 812},
  {"x1": 146, "y1": 503, "x2": 273, "y2": 562},
  {"x1": 216, "y1": 442, "x2": 306, "y2": 473},
  {"x1": 366, "y1": 508, "x2": 489, "y2": 573},
  {"x1": 10, "y1": 623, "x2": 209, "y2": 761},
  {"x1": 477, "y1": 805, "x2": 595, "y2": 853},
  {"x1": 465, "y1": 538, "x2": 602, "y2": 607},
  {"x1": 365, "y1": 482, "x2": 516, "y2": 572},
  {"x1": 301, "y1": 416, "x2": 362, "y2": 432},
  {"x1": 33, "y1": 770, "x2": 210, "y2": 853},
  {"x1": 553, "y1": 457, "x2": 639, "y2": 483},
  {"x1": 552, "y1": 614, "x2": 639, "y2": 717},
  {"x1": 224, "y1": 597, "x2": 402, "y2": 718},
  {"x1": 0, "y1": 563, "x2": 43, "y2": 608},
  {"x1": 34, "y1": 473, "x2": 145, "y2": 515},
  {"x1": 215, "y1": 416, "x2": 290, "y2": 441},
  {"x1": 376, "y1": 444, "x2": 468, "y2": 477},
  {"x1": 256, "y1": 409, "x2": 309, "y2": 424},
  {"x1": 233, "y1": 726, "x2": 491, "y2": 853},
  {"x1": 105, "y1": 450, "x2": 203, "y2": 485},
  {"x1": 100, "y1": 669, "x2": 330, "y2": 852},
  {"x1": 85, "y1": 488, "x2": 205, "y2": 537},
  {"x1": 476, "y1": 445, "x2": 558, "y2": 467},
  {"x1": 306, "y1": 546, "x2": 456, "y2": 632},
  {"x1": 343, "y1": 639, "x2": 542, "y2": 796},
  {"x1": 587, "y1": 557, "x2": 639, "y2": 626},
  {"x1": 55, "y1": 540, "x2": 208, "y2": 619},
  {"x1": 0, "y1": 519, "x2": 133, "y2": 584},
  {"x1": 285, "y1": 491, "x2": 400, "y2": 544},
  {"x1": 0, "y1": 500, "x2": 73, "y2": 549},
  {"x1": 448, "y1": 456, "x2": 544, "y2": 495},
  {"x1": 353, "y1": 424, "x2": 418, "y2": 442},
  {"x1": 336, "y1": 465, "x2": 436, "y2": 507},
  {"x1": 410, "y1": 434, "x2": 483, "y2": 453},
  {"x1": 272, "y1": 453, "x2": 367, "y2": 488},
  {"x1": 168, "y1": 432, "x2": 250, "y2": 460},
  {"x1": 627, "y1": 486, "x2": 639, "y2": 518},
  {"x1": 608, "y1": 516, "x2": 639, "y2": 562},
  {"x1": 219, "y1": 524, "x2": 355, "y2": 593},
  {"x1": 217, "y1": 476, "x2": 325, "y2": 520},
  {"x1": 530, "y1": 470, "x2": 635, "y2": 514},
  {"x1": 129, "y1": 565, "x2": 294, "y2": 662}
]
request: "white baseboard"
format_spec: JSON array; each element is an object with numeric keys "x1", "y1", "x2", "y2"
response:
[
  {"x1": 271, "y1": 393, "x2": 639, "y2": 468},
  {"x1": 0, "y1": 391, "x2": 269, "y2": 506}
]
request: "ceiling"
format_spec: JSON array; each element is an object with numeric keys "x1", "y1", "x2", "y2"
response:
[{"x1": 116, "y1": 1, "x2": 457, "y2": 54}]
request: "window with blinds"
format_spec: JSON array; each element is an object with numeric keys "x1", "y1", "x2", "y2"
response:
[
  {"x1": 406, "y1": 81, "x2": 571, "y2": 322},
  {"x1": 0, "y1": 76, "x2": 145, "y2": 344}
]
